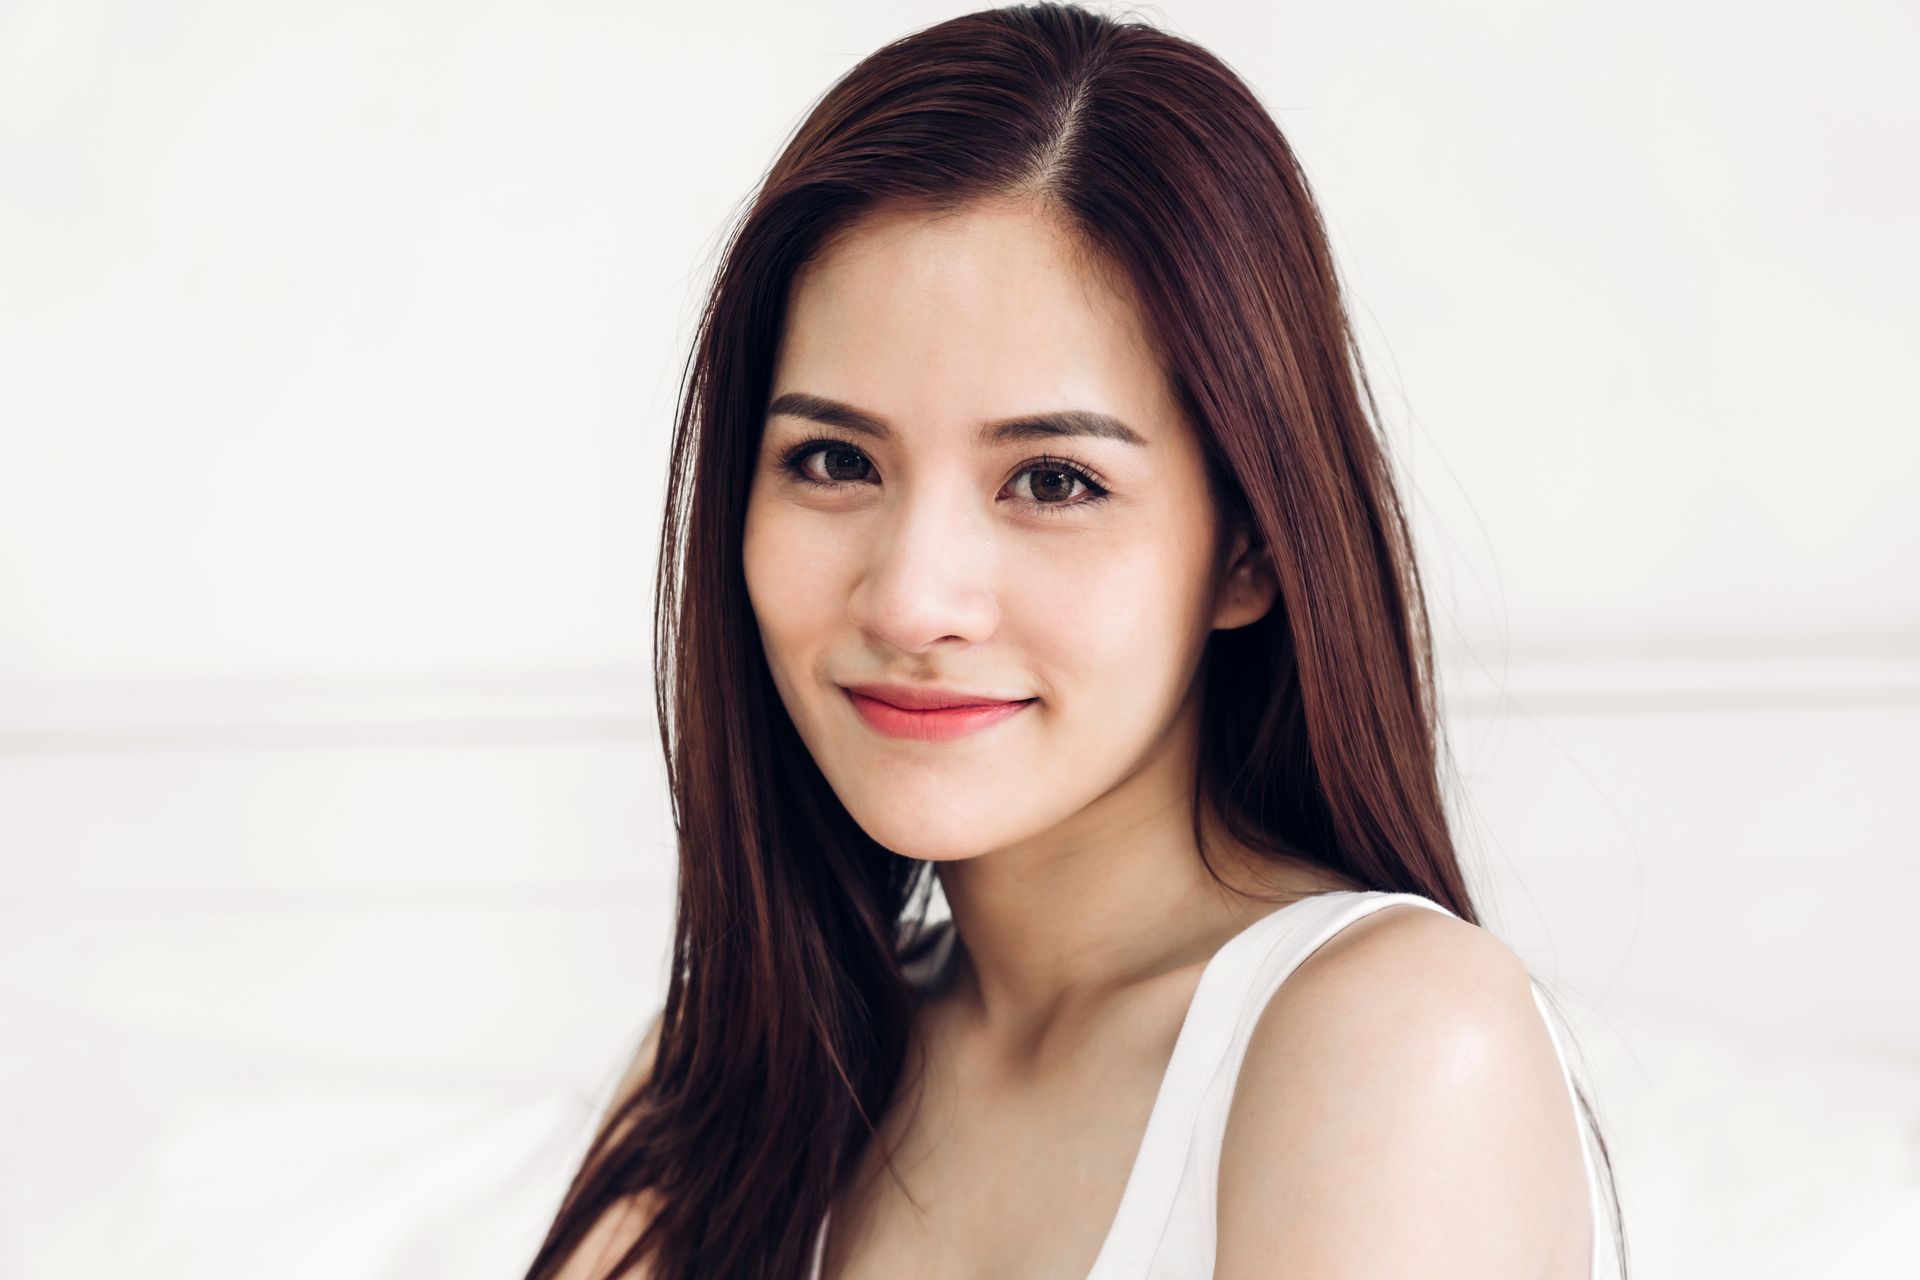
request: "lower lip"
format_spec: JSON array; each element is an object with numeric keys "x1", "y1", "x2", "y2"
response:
[{"x1": 844, "y1": 690, "x2": 1036, "y2": 742}]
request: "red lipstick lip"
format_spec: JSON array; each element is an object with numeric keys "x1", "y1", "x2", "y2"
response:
[
  {"x1": 842, "y1": 687, "x2": 1035, "y2": 742},
  {"x1": 839, "y1": 683, "x2": 1034, "y2": 711}
]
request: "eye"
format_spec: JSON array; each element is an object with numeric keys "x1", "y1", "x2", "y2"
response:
[
  {"x1": 1008, "y1": 459, "x2": 1102, "y2": 509},
  {"x1": 786, "y1": 440, "x2": 874, "y2": 486},
  {"x1": 778, "y1": 437, "x2": 1112, "y2": 517}
]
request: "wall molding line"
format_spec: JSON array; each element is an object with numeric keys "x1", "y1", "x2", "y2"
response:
[{"x1": 0, "y1": 643, "x2": 1914, "y2": 747}]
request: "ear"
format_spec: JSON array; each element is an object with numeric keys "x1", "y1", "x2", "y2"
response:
[{"x1": 1212, "y1": 521, "x2": 1279, "y2": 631}]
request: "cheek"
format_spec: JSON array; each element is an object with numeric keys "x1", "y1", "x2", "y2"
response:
[
  {"x1": 742, "y1": 501, "x2": 844, "y2": 661},
  {"x1": 743, "y1": 496, "x2": 1211, "y2": 689},
  {"x1": 1028, "y1": 533, "x2": 1201, "y2": 678}
]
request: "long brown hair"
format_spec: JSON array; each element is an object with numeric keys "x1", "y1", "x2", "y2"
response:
[{"x1": 525, "y1": 4, "x2": 1625, "y2": 1276}]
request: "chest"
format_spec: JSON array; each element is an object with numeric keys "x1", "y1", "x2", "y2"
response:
[{"x1": 817, "y1": 990, "x2": 1190, "y2": 1280}]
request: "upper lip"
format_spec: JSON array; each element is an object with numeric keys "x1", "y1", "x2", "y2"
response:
[{"x1": 841, "y1": 682, "x2": 1034, "y2": 711}]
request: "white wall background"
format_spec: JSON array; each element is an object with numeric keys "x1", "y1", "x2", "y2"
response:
[{"x1": 2, "y1": 1, "x2": 1914, "y2": 1276}]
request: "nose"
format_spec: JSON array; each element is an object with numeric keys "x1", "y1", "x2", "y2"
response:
[{"x1": 844, "y1": 481, "x2": 1001, "y2": 653}]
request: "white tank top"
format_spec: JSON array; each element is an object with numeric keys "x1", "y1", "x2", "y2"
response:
[{"x1": 809, "y1": 889, "x2": 1614, "y2": 1279}]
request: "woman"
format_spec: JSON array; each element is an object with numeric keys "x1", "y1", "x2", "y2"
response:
[{"x1": 528, "y1": 4, "x2": 1624, "y2": 1278}]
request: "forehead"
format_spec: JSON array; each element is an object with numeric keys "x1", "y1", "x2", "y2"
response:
[{"x1": 771, "y1": 203, "x2": 1180, "y2": 442}]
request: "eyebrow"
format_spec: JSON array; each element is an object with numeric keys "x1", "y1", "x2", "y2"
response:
[{"x1": 766, "y1": 391, "x2": 1149, "y2": 448}]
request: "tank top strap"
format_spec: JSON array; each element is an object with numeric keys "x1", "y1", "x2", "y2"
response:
[
  {"x1": 1089, "y1": 888, "x2": 1613, "y2": 1280},
  {"x1": 1087, "y1": 889, "x2": 1448, "y2": 1277}
]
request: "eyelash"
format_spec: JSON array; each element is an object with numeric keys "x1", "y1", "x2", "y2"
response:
[{"x1": 777, "y1": 436, "x2": 1114, "y2": 518}]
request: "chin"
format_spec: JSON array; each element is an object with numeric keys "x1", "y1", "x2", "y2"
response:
[
  {"x1": 839, "y1": 809, "x2": 1006, "y2": 863},
  {"x1": 871, "y1": 829, "x2": 997, "y2": 864}
]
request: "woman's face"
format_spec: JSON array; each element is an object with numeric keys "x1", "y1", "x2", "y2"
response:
[{"x1": 742, "y1": 200, "x2": 1275, "y2": 864}]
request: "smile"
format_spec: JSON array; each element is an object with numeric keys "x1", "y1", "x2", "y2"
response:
[{"x1": 843, "y1": 689, "x2": 1036, "y2": 742}]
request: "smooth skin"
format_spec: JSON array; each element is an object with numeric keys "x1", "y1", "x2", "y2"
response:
[{"x1": 560, "y1": 198, "x2": 1592, "y2": 1277}]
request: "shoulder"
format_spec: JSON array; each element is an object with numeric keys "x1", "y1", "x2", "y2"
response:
[
  {"x1": 1214, "y1": 901, "x2": 1588, "y2": 1278},
  {"x1": 551, "y1": 1007, "x2": 669, "y2": 1280}
]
